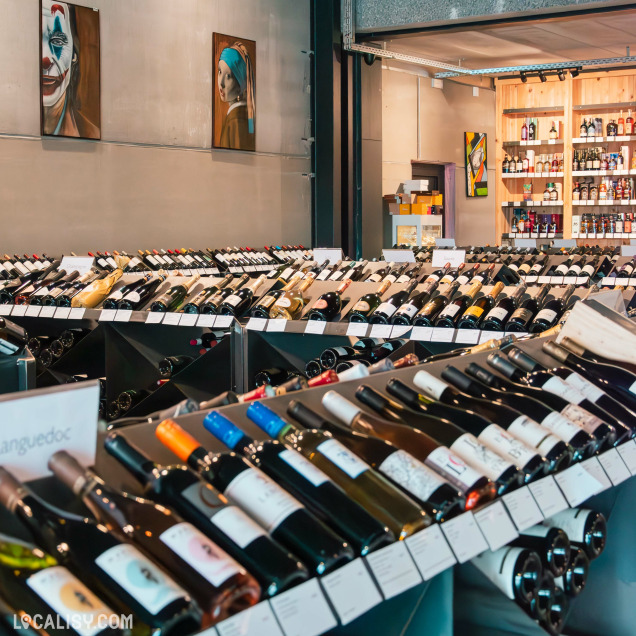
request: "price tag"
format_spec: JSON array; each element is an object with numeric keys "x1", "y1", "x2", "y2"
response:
[
  {"x1": 197, "y1": 315, "x2": 216, "y2": 327},
  {"x1": 576, "y1": 276, "x2": 588, "y2": 285},
  {"x1": 621, "y1": 199, "x2": 629, "y2": 205},
  {"x1": 410, "y1": 326, "x2": 433, "y2": 341},
  {"x1": 405, "y1": 524, "x2": 456, "y2": 580},
  {"x1": 548, "y1": 139, "x2": 556, "y2": 145},
  {"x1": 163, "y1": 313, "x2": 181, "y2": 326},
  {"x1": 11, "y1": 305, "x2": 27, "y2": 317},
  {"x1": 98, "y1": 309, "x2": 116, "y2": 322},
  {"x1": 599, "y1": 170, "x2": 607, "y2": 176},
  {"x1": 530, "y1": 232, "x2": 538, "y2": 238},
  {"x1": 39, "y1": 306, "x2": 56, "y2": 318},
  {"x1": 305, "y1": 320, "x2": 327, "y2": 335},
  {"x1": 314, "y1": 248, "x2": 344, "y2": 265},
  {"x1": 382, "y1": 249, "x2": 416, "y2": 263},
  {"x1": 601, "y1": 279, "x2": 615, "y2": 286},
  {"x1": 267, "y1": 319, "x2": 287, "y2": 332},
  {"x1": 69, "y1": 308, "x2": 85, "y2": 320},
  {"x1": 431, "y1": 328, "x2": 455, "y2": 343},
  {"x1": 582, "y1": 457, "x2": 612, "y2": 492},
  {"x1": 502, "y1": 486, "x2": 544, "y2": 530},
  {"x1": 54, "y1": 307, "x2": 71, "y2": 320},
  {"x1": 246, "y1": 317, "x2": 268, "y2": 331},
  {"x1": 473, "y1": 501, "x2": 519, "y2": 551},
  {"x1": 525, "y1": 275, "x2": 538, "y2": 283},
  {"x1": 595, "y1": 136, "x2": 604, "y2": 142},
  {"x1": 550, "y1": 276, "x2": 564, "y2": 284},
  {"x1": 617, "y1": 135, "x2": 629, "y2": 142},
  {"x1": 629, "y1": 278, "x2": 636, "y2": 287},
  {"x1": 114, "y1": 309, "x2": 132, "y2": 323},
  {"x1": 179, "y1": 313, "x2": 198, "y2": 327},
  {"x1": 502, "y1": 202, "x2": 509, "y2": 207},
  {"x1": 455, "y1": 330, "x2": 480, "y2": 345},
  {"x1": 391, "y1": 325, "x2": 412, "y2": 338},
  {"x1": 432, "y1": 249, "x2": 466, "y2": 269},
  {"x1": 369, "y1": 324, "x2": 393, "y2": 339},
  {"x1": 521, "y1": 233, "x2": 530, "y2": 238},
  {"x1": 615, "y1": 277, "x2": 630, "y2": 286},
  {"x1": 60, "y1": 256, "x2": 95, "y2": 276},
  {"x1": 538, "y1": 276, "x2": 551, "y2": 284},
  {"x1": 215, "y1": 601, "x2": 283, "y2": 636},
  {"x1": 513, "y1": 201, "x2": 521, "y2": 207},
  {"x1": 25, "y1": 305, "x2": 42, "y2": 317},
  {"x1": 520, "y1": 140, "x2": 527, "y2": 146},
  {"x1": 563, "y1": 276, "x2": 577, "y2": 285},
  {"x1": 346, "y1": 322, "x2": 369, "y2": 337},
  {"x1": 440, "y1": 512, "x2": 489, "y2": 563},
  {"x1": 547, "y1": 232, "x2": 556, "y2": 238},
  {"x1": 320, "y1": 559, "x2": 382, "y2": 626},
  {"x1": 365, "y1": 541, "x2": 422, "y2": 600},
  {"x1": 597, "y1": 449, "x2": 631, "y2": 486},
  {"x1": 527, "y1": 476, "x2": 569, "y2": 517},
  {"x1": 616, "y1": 439, "x2": 636, "y2": 474},
  {"x1": 553, "y1": 463, "x2": 602, "y2": 507},
  {"x1": 145, "y1": 312, "x2": 163, "y2": 324},
  {"x1": 215, "y1": 315, "x2": 234, "y2": 328},
  {"x1": 479, "y1": 330, "x2": 504, "y2": 343},
  {"x1": 269, "y1": 579, "x2": 337, "y2": 636},
  {"x1": 180, "y1": 269, "x2": 192, "y2": 276}
]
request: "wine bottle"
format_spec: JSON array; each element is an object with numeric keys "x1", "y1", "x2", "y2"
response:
[
  {"x1": 102, "y1": 274, "x2": 152, "y2": 310},
  {"x1": 426, "y1": 262, "x2": 451, "y2": 283},
  {"x1": 306, "y1": 279, "x2": 352, "y2": 321},
  {"x1": 557, "y1": 546, "x2": 588, "y2": 596},
  {"x1": 456, "y1": 263, "x2": 480, "y2": 286},
  {"x1": 528, "y1": 285, "x2": 576, "y2": 333},
  {"x1": 537, "y1": 572, "x2": 569, "y2": 636},
  {"x1": 354, "y1": 383, "x2": 527, "y2": 492},
  {"x1": 14, "y1": 268, "x2": 67, "y2": 305},
  {"x1": 439, "y1": 263, "x2": 465, "y2": 285},
  {"x1": 286, "y1": 400, "x2": 466, "y2": 521},
  {"x1": 116, "y1": 388, "x2": 152, "y2": 413},
  {"x1": 433, "y1": 281, "x2": 483, "y2": 329},
  {"x1": 347, "y1": 280, "x2": 392, "y2": 323},
  {"x1": 542, "y1": 508, "x2": 606, "y2": 560},
  {"x1": 101, "y1": 438, "x2": 309, "y2": 598},
  {"x1": 390, "y1": 278, "x2": 438, "y2": 325},
  {"x1": 510, "y1": 525, "x2": 571, "y2": 578},
  {"x1": 47, "y1": 453, "x2": 260, "y2": 623},
  {"x1": 158, "y1": 355, "x2": 194, "y2": 378},
  {"x1": 26, "y1": 270, "x2": 79, "y2": 306},
  {"x1": 200, "y1": 274, "x2": 250, "y2": 315},
  {"x1": 0, "y1": 467, "x2": 203, "y2": 633},
  {"x1": 71, "y1": 269, "x2": 123, "y2": 309},
  {"x1": 156, "y1": 419, "x2": 355, "y2": 575},
  {"x1": 254, "y1": 368, "x2": 299, "y2": 387},
  {"x1": 116, "y1": 274, "x2": 167, "y2": 311},
  {"x1": 249, "y1": 273, "x2": 303, "y2": 319},
  {"x1": 457, "y1": 282, "x2": 506, "y2": 330},
  {"x1": 364, "y1": 262, "x2": 393, "y2": 283},
  {"x1": 218, "y1": 274, "x2": 267, "y2": 317},
  {"x1": 149, "y1": 274, "x2": 201, "y2": 313},
  {"x1": 481, "y1": 284, "x2": 527, "y2": 331},
  {"x1": 321, "y1": 390, "x2": 498, "y2": 507},
  {"x1": 269, "y1": 276, "x2": 315, "y2": 320},
  {"x1": 369, "y1": 278, "x2": 419, "y2": 324},
  {"x1": 504, "y1": 284, "x2": 550, "y2": 332},
  {"x1": 53, "y1": 270, "x2": 106, "y2": 307},
  {"x1": 412, "y1": 281, "x2": 460, "y2": 326}
]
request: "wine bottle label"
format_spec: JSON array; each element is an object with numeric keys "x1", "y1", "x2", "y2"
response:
[
  {"x1": 508, "y1": 415, "x2": 557, "y2": 452},
  {"x1": 542, "y1": 509, "x2": 589, "y2": 542},
  {"x1": 396, "y1": 274, "x2": 411, "y2": 283},
  {"x1": 427, "y1": 274, "x2": 441, "y2": 282},
  {"x1": 463, "y1": 305, "x2": 485, "y2": 319},
  {"x1": 414, "y1": 372, "x2": 450, "y2": 400},
  {"x1": 32, "y1": 260, "x2": 45, "y2": 270},
  {"x1": 280, "y1": 267, "x2": 295, "y2": 280},
  {"x1": 257, "y1": 295, "x2": 277, "y2": 309},
  {"x1": 97, "y1": 258, "x2": 109, "y2": 268},
  {"x1": 397, "y1": 302, "x2": 419, "y2": 318},
  {"x1": 367, "y1": 274, "x2": 382, "y2": 283},
  {"x1": 22, "y1": 261, "x2": 36, "y2": 271},
  {"x1": 456, "y1": 275, "x2": 470, "y2": 285},
  {"x1": 95, "y1": 543, "x2": 187, "y2": 616},
  {"x1": 541, "y1": 411, "x2": 587, "y2": 443},
  {"x1": 378, "y1": 449, "x2": 445, "y2": 502},
  {"x1": 329, "y1": 270, "x2": 345, "y2": 281},
  {"x1": 223, "y1": 294, "x2": 242, "y2": 307},
  {"x1": 210, "y1": 506, "x2": 267, "y2": 549},
  {"x1": 32, "y1": 286, "x2": 50, "y2": 297},
  {"x1": 123, "y1": 291, "x2": 141, "y2": 303},
  {"x1": 317, "y1": 269, "x2": 332, "y2": 281},
  {"x1": 312, "y1": 298, "x2": 329, "y2": 310},
  {"x1": 273, "y1": 296, "x2": 292, "y2": 308},
  {"x1": 478, "y1": 424, "x2": 539, "y2": 468},
  {"x1": 159, "y1": 522, "x2": 242, "y2": 586},
  {"x1": 27, "y1": 566, "x2": 119, "y2": 635},
  {"x1": 146, "y1": 255, "x2": 160, "y2": 266},
  {"x1": 375, "y1": 302, "x2": 398, "y2": 318},
  {"x1": 438, "y1": 303, "x2": 461, "y2": 318},
  {"x1": 317, "y1": 438, "x2": 369, "y2": 479},
  {"x1": 450, "y1": 433, "x2": 515, "y2": 482},
  {"x1": 384, "y1": 274, "x2": 398, "y2": 283},
  {"x1": 128, "y1": 257, "x2": 141, "y2": 268},
  {"x1": 279, "y1": 449, "x2": 330, "y2": 487},
  {"x1": 352, "y1": 300, "x2": 371, "y2": 312},
  {"x1": 509, "y1": 307, "x2": 532, "y2": 323},
  {"x1": 581, "y1": 264, "x2": 595, "y2": 276},
  {"x1": 542, "y1": 377, "x2": 585, "y2": 405},
  {"x1": 106, "y1": 257, "x2": 118, "y2": 269},
  {"x1": 555, "y1": 264, "x2": 569, "y2": 275},
  {"x1": 484, "y1": 306, "x2": 509, "y2": 322},
  {"x1": 518, "y1": 525, "x2": 551, "y2": 538},
  {"x1": 472, "y1": 547, "x2": 524, "y2": 600},
  {"x1": 224, "y1": 469, "x2": 304, "y2": 533},
  {"x1": 508, "y1": 265, "x2": 519, "y2": 272},
  {"x1": 534, "y1": 308, "x2": 557, "y2": 324},
  {"x1": 569, "y1": 265, "x2": 582, "y2": 275},
  {"x1": 560, "y1": 404, "x2": 606, "y2": 435},
  {"x1": 629, "y1": 380, "x2": 636, "y2": 395},
  {"x1": 530, "y1": 264, "x2": 543, "y2": 273},
  {"x1": 425, "y1": 446, "x2": 485, "y2": 491},
  {"x1": 564, "y1": 372, "x2": 605, "y2": 402}
]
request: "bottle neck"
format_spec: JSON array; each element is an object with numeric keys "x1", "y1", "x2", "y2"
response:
[
  {"x1": 465, "y1": 281, "x2": 483, "y2": 300},
  {"x1": 488, "y1": 281, "x2": 505, "y2": 299},
  {"x1": 376, "y1": 280, "x2": 391, "y2": 295},
  {"x1": 181, "y1": 274, "x2": 200, "y2": 291}
]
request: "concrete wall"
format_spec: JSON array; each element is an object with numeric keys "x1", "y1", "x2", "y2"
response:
[
  {"x1": 0, "y1": 0, "x2": 311, "y2": 253},
  {"x1": 382, "y1": 67, "x2": 497, "y2": 246}
]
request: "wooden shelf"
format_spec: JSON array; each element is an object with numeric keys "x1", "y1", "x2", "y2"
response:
[
  {"x1": 573, "y1": 200, "x2": 636, "y2": 207},
  {"x1": 572, "y1": 169, "x2": 634, "y2": 176},
  {"x1": 503, "y1": 139, "x2": 563, "y2": 146},
  {"x1": 573, "y1": 101, "x2": 636, "y2": 111},
  {"x1": 573, "y1": 135, "x2": 636, "y2": 144},
  {"x1": 502, "y1": 106, "x2": 564, "y2": 114},
  {"x1": 503, "y1": 172, "x2": 564, "y2": 179}
]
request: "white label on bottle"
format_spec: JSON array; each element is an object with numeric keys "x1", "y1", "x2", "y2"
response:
[
  {"x1": 413, "y1": 371, "x2": 450, "y2": 400},
  {"x1": 365, "y1": 541, "x2": 422, "y2": 600},
  {"x1": 450, "y1": 433, "x2": 516, "y2": 482},
  {"x1": 27, "y1": 566, "x2": 120, "y2": 636},
  {"x1": 317, "y1": 269, "x2": 332, "y2": 281},
  {"x1": 561, "y1": 404, "x2": 605, "y2": 435},
  {"x1": 508, "y1": 415, "x2": 554, "y2": 450},
  {"x1": 273, "y1": 296, "x2": 292, "y2": 308},
  {"x1": 146, "y1": 255, "x2": 160, "y2": 267},
  {"x1": 397, "y1": 302, "x2": 419, "y2": 318},
  {"x1": 478, "y1": 424, "x2": 539, "y2": 468},
  {"x1": 279, "y1": 449, "x2": 330, "y2": 487},
  {"x1": 223, "y1": 294, "x2": 242, "y2": 307},
  {"x1": 542, "y1": 509, "x2": 590, "y2": 543},
  {"x1": 159, "y1": 522, "x2": 242, "y2": 586},
  {"x1": 471, "y1": 547, "x2": 524, "y2": 599},
  {"x1": 582, "y1": 264, "x2": 595, "y2": 276},
  {"x1": 329, "y1": 270, "x2": 345, "y2": 281},
  {"x1": 123, "y1": 291, "x2": 141, "y2": 303},
  {"x1": 425, "y1": 446, "x2": 486, "y2": 492},
  {"x1": 378, "y1": 450, "x2": 446, "y2": 502},
  {"x1": 224, "y1": 469, "x2": 304, "y2": 533},
  {"x1": 32, "y1": 286, "x2": 49, "y2": 297},
  {"x1": 438, "y1": 303, "x2": 461, "y2": 319},
  {"x1": 456, "y1": 275, "x2": 470, "y2": 285},
  {"x1": 14, "y1": 261, "x2": 29, "y2": 274},
  {"x1": 107, "y1": 290, "x2": 124, "y2": 302},
  {"x1": 106, "y1": 257, "x2": 118, "y2": 269},
  {"x1": 95, "y1": 543, "x2": 187, "y2": 616},
  {"x1": 484, "y1": 306, "x2": 509, "y2": 323},
  {"x1": 540, "y1": 410, "x2": 585, "y2": 443},
  {"x1": 569, "y1": 265, "x2": 582, "y2": 275},
  {"x1": 366, "y1": 274, "x2": 382, "y2": 283},
  {"x1": 280, "y1": 267, "x2": 295, "y2": 280},
  {"x1": 396, "y1": 274, "x2": 411, "y2": 283},
  {"x1": 629, "y1": 380, "x2": 636, "y2": 396},
  {"x1": 564, "y1": 372, "x2": 605, "y2": 402},
  {"x1": 375, "y1": 302, "x2": 398, "y2": 318},
  {"x1": 534, "y1": 308, "x2": 557, "y2": 323},
  {"x1": 543, "y1": 376, "x2": 585, "y2": 405},
  {"x1": 317, "y1": 439, "x2": 369, "y2": 479}
]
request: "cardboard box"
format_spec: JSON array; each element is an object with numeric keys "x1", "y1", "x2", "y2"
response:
[
  {"x1": 410, "y1": 203, "x2": 430, "y2": 215},
  {"x1": 404, "y1": 179, "x2": 429, "y2": 193},
  {"x1": 399, "y1": 204, "x2": 411, "y2": 215},
  {"x1": 416, "y1": 194, "x2": 443, "y2": 206}
]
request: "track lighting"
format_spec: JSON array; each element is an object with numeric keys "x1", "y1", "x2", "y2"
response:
[
  {"x1": 557, "y1": 69, "x2": 565, "y2": 81},
  {"x1": 539, "y1": 71, "x2": 547, "y2": 83},
  {"x1": 571, "y1": 68, "x2": 580, "y2": 78},
  {"x1": 520, "y1": 71, "x2": 527, "y2": 83}
]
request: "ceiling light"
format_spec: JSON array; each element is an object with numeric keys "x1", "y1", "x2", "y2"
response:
[
  {"x1": 557, "y1": 69, "x2": 565, "y2": 81},
  {"x1": 571, "y1": 68, "x2": 580, "y2": 78},
  {"x1": 539, "y1": 71, "x2": 547, "y2": 83},
  {"x1": 520, "y1": 71, "x2": 527, "y2": 83}
]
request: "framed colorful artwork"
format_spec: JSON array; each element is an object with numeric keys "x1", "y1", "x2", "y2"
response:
[
  {"x1": 212, "y1": 33, "x2": 256, "y2": 151},
  {"x1": 465, "y1": 132, "x2": 487, "y2": 197},
  {"x1": 40, "y1": 1, "x2": 100, "y2": 139}
]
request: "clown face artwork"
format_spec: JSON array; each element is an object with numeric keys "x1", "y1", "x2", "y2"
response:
[{"x1": 40, "y1": 1, "x2": 100, "y2": 139}]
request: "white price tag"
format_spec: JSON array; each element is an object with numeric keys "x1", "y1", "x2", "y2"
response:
[
  {"x1": 197, "y1": 315, "x2": 216, "y2": 327},
  {"x1": 479, "y1": 330, "x2": 503, "y2": 343},
  {"x1": 382, "y1": 249, "x2": 416, "y2": 263},
  {"x1": 98, "y1": 309, "x2": 117, "y2": 322},
  {"x1": 528, "y1": 476, "x2": 569, "y2": 518},
  {"x1": 39, "y1": 306, "x2": 56, "y2": 318},
  {"x1": 216, "y1": 315, "x2": 234, "y2": 328},
  {"x1": 216, "y1": 601, "x2": 283, "y2": 636},
  {"x1": 54, "y1": 308, "x2": 71, "y2": 320},
  {"x1": 410, "y1": 326, "x2": 433, "y2": 341},
  {"x1": 179, "y1": 313, "x2": 198, "y2": 327},
  {"x1": 68, "y1": 308, "x2": 85, "y2": 320},
  {"x1": 247, "y1": 317, "x2": 268, "y2": 331},
  {"x1": 553, "y1": 463, "x2": 602, "y2": 507},
  {"x1": 11, "y1": 305, "x2": 27, "y2": 317},
  {"x1": 370, "y1": 324, "x2": 393, "y2": 339},
  {"x1": 629, "y1": 278, "x2": 636, "y2": 287},
  {"x1": 391, "y1": 325, "x2": 412, "y2": 338},
  {"x1": 114, "y1": 309, "x2": 132, "y2": 323},
  {"x1": 305, "y1": 320, "x2": 327, "y2": 335},
  {"x1": 405, "y1": 524, "x2": 456, "y2": 580},
  {"x1": 502, "y1": 486, "x2": 544, "y2": 531},
  {"x1": 431, "y1": 328, "x2": 455, "y2": 343},
  {"x1": 145, "y1": 312, "x2": 164, "y2": 324},
  {"x1": 597, "y1": 448, "x2": 631, "y2": 485},
  {"x1": 320, "y1": 559, "x2": 382, "y2": 626},
  {"x1": 563, "y1": 276, "x2": 577, "y2": 285},
  {"x1": 0, "y1": 305, "x2": 11, "y2": 316},
  {"x1": 346, "y1": 322, "x2": 369, "y2": 338},
  {"x1": 576, "y1": 277, "x2": 588, "y2": 285},
  {"x1": 25, "y1": 306, "x2": 41, "y2": 317},
  {"x1": 60, "y1": 256, "x2": 95, "y2": 276},
  {"x1": 269, "y1": 579, "x2": 337, "y2": 636},
  {"x1": 455, "y1": 330, "x2": 480, "y2": 345},
  {"x1": 538, "y1": 276, "x2": 551, "y2": 284},
  {"x1": 473, "y1": 501, "x2": 519, "y2": 551},
  {"x1": 616, "y1": 439, "x2": 636, "y2": 474},
  {"x1": 582, "y1": 457, "x2": 612, "y2": 492},
  {"x1": 163, "y1": 313, "x2": 181, "y2": 326},
  {"x1": 313, "y1": 248, "x2": 344, "y2": 266},
  {"x1": 267, "y1": 319, "x2": 287, "y2": 332},
  {"x1": 440, "y1": 512, "x2": 489, "y2": 563},
  {"x1": 432, "y1": 249, "x2": 466, "y2": 269},
  {"x1": 550, "y1": 276, "x2": 564, "y2": 285},
  {"x1": 525, "y1": 276, "x2": 538, "y2": 284},
  {"x1": 365, "y1": 541, "x2": 422, "y2": 600},
  {"x1": 616, "y1": 277, "x2": 630, "y2": 286}
]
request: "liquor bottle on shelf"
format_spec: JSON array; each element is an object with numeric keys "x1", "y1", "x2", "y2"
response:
[
  {"x1": 285, "y1": 400, "x2": 465, "y2": 521},
  {"x1": 0, "y1": 467, "x2": 203, "y2": 633},
  {"x1": 369, "y1": 278, "x2": 419, "y2": 324},
  {"x1": 102, "y1": 274, "x2": 152, "y2": 310},
  {"x1": 149, "y1": 273, "x2": 201, "y2": 313},
  {"x1": 347, "y1": 280, "x2": 392, "y2": 323},
  {"x1": 390, "y1": 278, "x2": 439, "y2": 326},
  {"x1": 364, "y1": 262, "x2": 394, "y2": 283},
  {"x1": 24, "y1": 270, "x2": 78, "y2": 305},
  {"x1": 527, "y1": 285, "x2": 576, "y2": 333},
  {"x1": 412, "y1": 280, "x2": 461, "y2": 327},
  {"x1": 456, "y1": 263, "x2": 481, "y2": 285},
  {"x1": 542, "y1": 508, "x2": 606, "y2": 561},
  {"x1": 481, "y1": 284, "x2": 527, "y2": 331},
  {"x1": 321, "y1": 390, "x2": 498, "y2": 507},
  {"x1": 505, "y1": 284, "x2": 550, "y2": 332},
  {"x1": 510, "y1": 524, "x2": 571, "y2": 578},
  {"x1": 182, "y1": 274, "x2": 234, "y2": 314},
  {"x1": 100, "y1": 438, "x2": 309, "y2": 598},
  {"x1": 426, "y1": 262, "x2": 451, "y2": 283},
  {"x1": 156, "y1": 419, "x2": 356, "y2": 574},
  {"x1": 305, "y1": 278, "x2": 353, "y2": 321},
  {"x1": 249, "y1": 273, "x2": 304, "y2": 319},
  {"x1": 521, "y1": 120, "x2": 528, "y2": 141},
  {"x1": 71, "y1": 269, "x2": 124, "y2": 309},
  {"x1": 218, "y1": 275, "x2": 268, "y2": 317},
  {"x1": 269, "y1": 276, "x2": 315, "y2": 320},
  {"x1": 200, "y1": 274, "x2": 250, "y2": 315},
  {"x1": 627, "y1": 109, "x2": 634, "y2": 135},
  {"x1": 116, "y1": 273, "x2": 167, "y2": 311},
  {"x1": 434, "y1": 281, "x2": 483, "y2": 329},
  {"x1": 54, "y1": 270, "x2": 107, "y2": 308},
  {"x1": 1, "y1": 261, "x2": 61, "y2": 304}
]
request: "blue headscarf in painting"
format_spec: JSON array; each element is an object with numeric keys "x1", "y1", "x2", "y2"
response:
[{"x1": 220, "y1": 44, "x2": 255, "y2": 134}]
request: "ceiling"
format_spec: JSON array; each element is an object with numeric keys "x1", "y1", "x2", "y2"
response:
[{"x1": 369, "y1": 9, "x2": 636, "y2": 74}]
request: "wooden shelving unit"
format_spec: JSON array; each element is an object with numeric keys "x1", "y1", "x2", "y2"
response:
[{"x1": 495, "y1": 70, "x2": 636, "y2": 245}]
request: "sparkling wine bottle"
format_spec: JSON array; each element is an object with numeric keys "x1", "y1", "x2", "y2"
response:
[
  {"x1": 390, "y1": 278, "x2": 439, "y2": 325},
  {"x1": 306, "y1": 278, "x2": 352, "y2": 321},
  {"x1": 116, "y1": 274, "x2": 167, "y2": 311},
  {"x1": 218, "y1": 275, "x2": 267, "y2": 317},
  {"x1": 200, "y1": 274, "x2": 250, "y2": 315},
  {"x1": 249, "y1": 273, "x2": 304, "y2": 319},
  {"x1": 347, "y1": 280, "x2": 392, "y2": 323},
  {"x1": 413, "y1": 281, "x2": 461, "y2": 326},
  {"x1": 149, "y1": 274, "x2": 201, "y2": 313},
  {"x1": 481, "y1": 284, "x2": 527, "y2": 331},
  {"x1": 369, "y1": 278, "x2": 419, "y2": 325},
  {"x1": 504, "y1": 284, "x2": 550, "y2": 332},
  {"x1": 182, "y1": 274, "x2": 234, "y2": 314},
  {"x1": 269, "y1": 276, "x2": 315, "y2": 320},
  {"x1": 433, "y1": 281, "x2": 483, "y2": 329},
  {"x1": 542, "y1": 508, "x2": 606, "y2": 560}
]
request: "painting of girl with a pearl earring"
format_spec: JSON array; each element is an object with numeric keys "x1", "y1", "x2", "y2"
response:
[
  {"x1": 213, "y1": 32, "x2": 256, "y2": 151},
  {"x1": 40, "y1": 1, "x2": 100, "y2": 139}
]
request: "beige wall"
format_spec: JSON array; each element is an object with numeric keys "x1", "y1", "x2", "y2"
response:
[
  {"x1": 382, "y1": 68, "x2": 497, "y2": 246},
  {"x1": 0, "y1": 0, "x2": 311, "y2": 253}
]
